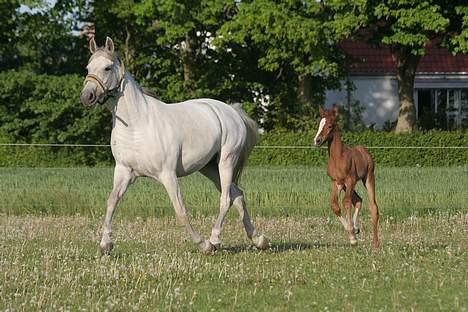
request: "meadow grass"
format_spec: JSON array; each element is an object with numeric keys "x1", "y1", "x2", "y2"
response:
[
  {"x1": 0, "y1": 215, "x2": 466, "y2": 311},
  {"x1": 0, "y1": 166, "x2": 467, "y2": 311},
  {"x1": 0, "y1": 166, "x2": 467, "y2": 218}
]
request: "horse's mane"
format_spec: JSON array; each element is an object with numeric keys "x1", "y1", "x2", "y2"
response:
[{"x1": 141, "y1": 88, "x2": 159, "y2": 100}]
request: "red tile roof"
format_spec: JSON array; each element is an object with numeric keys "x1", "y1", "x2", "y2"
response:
[{"x1": 341, "y1": 39, "x2": 468, "y2": 74}]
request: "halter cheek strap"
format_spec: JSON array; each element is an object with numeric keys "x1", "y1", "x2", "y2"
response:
[{"x1": 84, "y1": 74, "x2": 108, "y2": 93}]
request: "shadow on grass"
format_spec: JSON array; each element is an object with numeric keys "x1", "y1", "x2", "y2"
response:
[{"x1": 221, "y1": 241, "x2": 335, "y2": 254}]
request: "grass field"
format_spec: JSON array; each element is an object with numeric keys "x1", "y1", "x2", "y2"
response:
[{"x1": 0, "y1": 166, "x2": 467, "y2": 311}]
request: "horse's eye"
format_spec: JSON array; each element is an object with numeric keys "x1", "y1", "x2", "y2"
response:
[{"x1": 105, "y1": 66, "x2": 112, "y2": 71}]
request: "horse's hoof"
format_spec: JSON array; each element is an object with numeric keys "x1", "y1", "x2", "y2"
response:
[
  {"x1": 200, "y1": 240, "x2": 216, "y2": 255},
  {"x1": 350, "y1": 238, "x2": 358, "y2": 246},
  {"x1": 99, "y1": 242, "x2": 114, "y2": 256},
  {"x1": 253, "y1": 234, "x2": 270, "y2": 250}
]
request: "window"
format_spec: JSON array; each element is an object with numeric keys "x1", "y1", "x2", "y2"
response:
[{"x1": 416, "y1": 88, "x2": 468, "y2": 129}]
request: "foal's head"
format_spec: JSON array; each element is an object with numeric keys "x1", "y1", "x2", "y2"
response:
[
  {"x1": 80, "y1": 37, "x2": 125, "y2": 106},
  {"x1": 313, "y1": 106, "x2": 339, "y2": 147}
]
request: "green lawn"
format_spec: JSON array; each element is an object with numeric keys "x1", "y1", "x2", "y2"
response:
[
  {"x1": 0, "y1": 166, "x2": 467, "y2": 311},
  {"x1": 0, "y1": 166, "x2": 466, "y2": 218}
]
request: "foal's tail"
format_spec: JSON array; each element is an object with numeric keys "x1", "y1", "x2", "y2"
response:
[{"x1": 232, "y1": 103, "x2": 258, "y2": 184}]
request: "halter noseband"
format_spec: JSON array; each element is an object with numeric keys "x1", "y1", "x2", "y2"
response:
[{"x1": 83, "y1": 56, "x2": 125, "y2": 104}]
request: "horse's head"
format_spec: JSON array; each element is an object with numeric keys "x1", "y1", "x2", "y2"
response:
[
  {"x1": 313, "y1": 105, "x2": 339, "y2": 147},
  {"x1": 80, "y1": 37, "x2": 125, "y2": 106}
]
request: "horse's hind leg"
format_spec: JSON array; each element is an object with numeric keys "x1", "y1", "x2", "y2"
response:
[
  {"x1": 200, "y1": 164, "x2": 268, "y2": 250},
  {"x1": 365, "y1": 171, "x2": 380, "y2": 248},
  {"x1": 100, "y1": 164, "x2": 133, "y2": 255},
  {"x1": 207, "y1": 159, "x2": 235, "y2": 249},
  {"x1": 159, "y1": 172, "x2": 214, "y2": 254},
  {"x1": 230, "y1": 184, "x2": 268, "y2": 249},
  {"x1": 352, "y1": 190, "x2": 362, "y2": 234}
]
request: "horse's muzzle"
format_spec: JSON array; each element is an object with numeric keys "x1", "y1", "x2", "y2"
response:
[{"x1": 80, "y1": 89, "x2": 97, "y2": 107}]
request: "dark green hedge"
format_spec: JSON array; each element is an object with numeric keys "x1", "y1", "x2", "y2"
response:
[
  {"x1": 1, "y1": 130, "x2": 467, "y2": 167},
  {"x1": 249, "y1": 129, "x2": 468, "y2": 167}
]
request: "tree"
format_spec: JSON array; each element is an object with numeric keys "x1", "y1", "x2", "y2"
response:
[
  {"x1": 89, "y1": 0, "x2": 248, "y2": 104},
  {"x1": 217, "y1": 0, "x2": 352, "y2": 129},
  {"x1": 327, "y1": 0, "x2": 468, "y2": 133},
  {"x1": 0, "y1": 0, "x2": 89, "y2": 74},
  {"x1": 0, "y1": 0, "x2": 20, "y2": 71}
]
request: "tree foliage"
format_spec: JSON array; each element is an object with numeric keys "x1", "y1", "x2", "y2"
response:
[{"x1": 0, "y1": 0, "x2": 467, "y2": 142}]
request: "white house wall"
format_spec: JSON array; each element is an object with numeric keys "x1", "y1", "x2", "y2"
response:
[{"x1": 325, "y1": 76, "x2": 399, "y2": 129}]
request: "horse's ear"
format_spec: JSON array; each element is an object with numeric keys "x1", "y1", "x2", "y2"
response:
[
  {"x1": 105, "y1": 36, "x2": 114, "y2": 53},
  {"x1": 332, "y1": 104, "x2": 339, "y2": 117},
  {"x1": 319, "y1": 107, "x2": 325, "y2": 117},
  {"x1": 89, "y1": 37, "x2": 97, "y2": 53}
]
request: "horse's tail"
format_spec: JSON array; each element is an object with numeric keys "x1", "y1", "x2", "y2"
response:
[{"x1": 231, "y1": 103, "x2": 258, "y2": 184}]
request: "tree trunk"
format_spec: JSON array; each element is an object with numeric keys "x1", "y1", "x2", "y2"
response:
[
  {"x1": 182, "y1": 32, "x2": 196, "y2": 86},
  {"x1": 392, "y1": 47, "x2": 421, "y2": 133},
  {"x1": 298, "y1": 74, "x2": 313, "y2": 106}
]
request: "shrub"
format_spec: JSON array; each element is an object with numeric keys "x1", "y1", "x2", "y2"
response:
[
  {"x1": 0, "y1": 70, "x2": 112, "y2": 166},
  {"x1": 249, "y1": 129, "x2": 468, "y2": 167}
]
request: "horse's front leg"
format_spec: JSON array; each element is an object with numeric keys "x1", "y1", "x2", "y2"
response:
[
  {"x1": 331, "y1": 181, "x2": 348, "y2": 230},
  {"x1": 343, "y1": 181, "x2": 357, "y2": 246},
  {"x1": 100, "y1": 164, "x2": 133, "y2": 255},
  {"x1": 159, "y1": 172, "x2": 215, "y2": 255}
]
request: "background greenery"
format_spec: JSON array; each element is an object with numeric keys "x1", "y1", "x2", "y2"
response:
[{"x1": 1, "y1": 0, "x2": 468, "y2": 133}]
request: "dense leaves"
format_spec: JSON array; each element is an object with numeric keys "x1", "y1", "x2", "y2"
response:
[{"x1": 0, "y1": 70, "x2": 112, "y2": 165}]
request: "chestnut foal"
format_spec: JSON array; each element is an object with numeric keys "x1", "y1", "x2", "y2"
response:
[{"x1": 314, "y1": 106, "x2": 380, "y2": 248}]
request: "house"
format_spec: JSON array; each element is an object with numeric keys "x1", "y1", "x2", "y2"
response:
[{"x1": 325, "y1": 40, "x2": 468, "y2": 129}]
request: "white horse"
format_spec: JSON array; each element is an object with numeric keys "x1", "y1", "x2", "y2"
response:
[{"x1": 80, "y1": 37, "x2": 268, "y2": 255}]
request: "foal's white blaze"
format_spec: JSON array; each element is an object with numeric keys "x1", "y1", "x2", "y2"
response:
[{"x1": 314, "y1": 118, "x2": 326, "y2": 145}]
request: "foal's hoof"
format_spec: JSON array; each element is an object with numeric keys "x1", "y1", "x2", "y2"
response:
[
  {"x1": 99, "y1": 242, "x2": 114, "y2": 256},
  {"x1": 349, "y1": 238, "x2": 358, "y2": 246},
  {"x1": 253, "y1": 234, "x2": 270, "y2": 250},
  {"x1": 200, "y1": 240, "x2": 216, "y2": 255}
]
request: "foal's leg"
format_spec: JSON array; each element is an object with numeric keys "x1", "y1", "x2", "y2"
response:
[
  {"x1": 343, "y1": 181, "x2": 358, "y2": 246},
  {"x1": 159, "y1": 172, "x2": 214, "y2": 254},
  {"x1": 365, "y1": 171, "x2": 380, "y2": 248},
  {"x1": 352, "y1": 191, "x2": 362, "y2": 234},
  {"x1": 200, "y1": 165, "x2": 268, "y2": 249},
  {"x1": 331, "y1": 182, "x2": 348, "y2": 230},
  {"x1": 100, "y1": 164, "x2": 133, "y2": 255}
]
